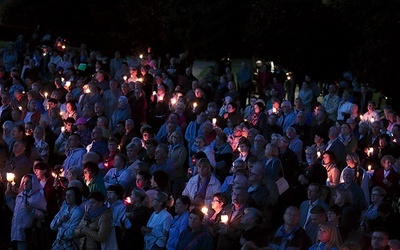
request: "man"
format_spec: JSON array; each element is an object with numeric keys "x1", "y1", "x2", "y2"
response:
[
  {"x1": 338, "y1": 168, "x2": 368, "y2": 213},
  {"x1": 1, "y1": 140, "x2": 31, "y2": 187},
  {"x1": 248, "y1": 162, "x2": 279, "y2": 233},
  {"x1": 263, "y1": 113, "x2": 283, "y2": 143},
  {"x1": 119, "y1": 119, "x2": 138, "y2": 154},
  {"x1": 86, "y1": 126, "x2": 108, "y2": 158},
  {"x1": 239, "y1": 207, "x2": 267, "y2": 248},
  {"x1": 217, "y1": 185, "x2": 249, "y2": 250},
  {"x1": 299, "y1": 183, "x2": 328, "y2": 228},
  {"x1": 362, "y1": 101, "x2": 380, "y2": 124},
  {"x1": 176, "y1": 208, "x2": 213, "y2": 250},
  {"x1": 278, "y1": 101, "x2": 296, "y2": 133},
  {"x1": 325, "y1": 126, "x2": 346, "y2": 169},
  {"x1": 62, "y1": 133, "x2": 86, "y2": 172},
  {"x1": 94, "y1": 69, "x2": 109, "y2": 93},
  {"x1": 292, "y1": 111, "x2": 313, "y2": 146},
  {"x1": 370, "y1": 229, "x2": 390, "y2": 250},
  {"x1": 182, "y1": 158, "x2": 221, "y2": 208},
  {"x1": 236, "y1": 62, "x2": 252, "y2": 109},
  {"x1": 322, "y1": 84, "x2": 339, "y2": 122},
  {"x1": 268, "y1": 206, "x2": 312, "y2": 250},
  {"x1": 251, "y1": 134, "x2": 266, "y2": 162},
  {"x1": 312, "y1": 108, "x2": 331, "y2": 142},
  {"x1": 149, "y1": 143, "x2": 175, "y2": 179},
  {"x1": 337, "y1": 91, "x2": 353, "y2": 122},
  {"x1": 278, "y1": 135, "x2": 300, "y2": 188},
  {"x1": 0, "y1": 92, "x2": 13, "y2": 124},
  {"x1": 307, "y1": 205, "x2": 327, "y2": 243},
  {"x1": 286, "y1": 127, "x2": 303, "y2": 162}
]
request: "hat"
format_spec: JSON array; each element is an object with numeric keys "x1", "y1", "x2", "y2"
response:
[{"x1": 74, "y1": 117, "x2": 87, "y2": 125}]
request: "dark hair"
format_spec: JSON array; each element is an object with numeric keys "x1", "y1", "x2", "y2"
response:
[
  {"x1": 107, "y1": 184, "x2": 124, "y2": 199},
  {"x1": 66, "y1": 186, "x2": 83, "y2": 205},
  {"x1": 88, "y1": 191, "x2": 105, "y2": 202},
  {"x1": 216, "y1": 132, "x2": 228, "y2": 142},
  {"x1": 33, "y1": 162, "x2": 51, "y2": 178},
  {"x1": 379, "y1": 133, "x2": 391, "y2": 142},
  {"x1": 176, "y1": 195, "x2": 191, "y2": 210},
  {"x1": 137, "y1": 170, "x2": 152, "y2": 182},
  {"x1": 152, "y1": 170, "x2": 169, "y2": 190},
  {"x1": 323, "y1": 150, "x2": 337, "y2": 164},
  {"x1": 66, "y1": 100, "x2": 77, "y2": 111},
  {"x1": 115, "y1": 153, "x2": 128, "y2": 165},
  {"x1": 190, "y1": 208, "x2": 205, "y2": 221},
  {"x1": 83, "y1": 161, "x2": 99, "y2": 176},
  {"x1": 310, "y1": 205, "x2": 326, "y2": 215},
  {"x1": 328, "y1": 204, "x2": 342, "y2": 216},
  {"x1": 213, "y1": 192, "x2": 227, "y2": 207},
  {"x1": 145, "y1": 138, "x2": 159, "y2": 147}
]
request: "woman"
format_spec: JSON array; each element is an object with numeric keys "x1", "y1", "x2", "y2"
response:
[
  {"x1": 74, "y1": 191, "x2": 112, "y2": 250},
  {"x1": 371, "y1": 154, "x2": 400, "y2": 199},
  {"x1": 65, "y1": 100, "x2": 79, "y2": 121},
  {"x1": 333, "y1": 188, "x2": 360, "y2": 243},
  {"x1": 50, "y1": 187, "x2": 84, "y2": 249},
  {"x1": 33, "y1": 161, "x2": 59, "y2": 225},
  {"x1": 338, "y1": 123, "x2": 357, "y2": 154},
  {"x1": 297, "y1": 82, "x2": 314, "y2": 112},
  {"x1": 23, "y1": 99, "x2": 41, "y2": 125},
  {"x1": 309, "y1": 221, "x2": 342, "y2": 250},
  {"x1": 103, "y1": 153, "x2": 131, "y2": 191},
  {"x1": 150, "y1": 170, "x2": 171, "y2": 195},
  {"x1": 360, "y1": 186, "x2": 386, "y2": 235},
  {"x1": 123, "y1": 188, "x2": 151, "y2": 250},
  {"x1": 5, "y1": 174, "x2": 47, "y2": 250},
  {"x1": 322, "y1": 151, "x2": 340, "y2": 187},
  {"x1": 204, "y1": 192, "x2": 227, "y2": 248},
  {"x1": 250, "y1": 101, "x2": 267, "y2": 131},
  {"x1": 131, "y1": 86, "x2": 148, "y2": 126},
  {"x1": 142, "y1": 191, "x2": 173, "y2": 250},
  {"x1": 340, "y1": 153, "x2": 370, "y2": 204},
  {"x1": 168, "y1": 131, "x2": 188, "y2": 197},
  {"x1": 166, "y1": 195, "x2": 191, "y2": 250},
  {"x1": 102, "y1": 137, "x2": 120, "y2": 171},
  {"x1": 110, "y1": 96, "x2": 131, "y2": 132},
  {"x1": 214, "y1": 132, "x2": 233, "y2": 182},
  {"x1": 312, "y1": 133, "x2": 326, "y2": 158},
  {"x1": 66, "y1": 165, "x2": 90, "y2": 198}
]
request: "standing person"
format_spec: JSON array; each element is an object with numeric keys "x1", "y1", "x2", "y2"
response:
[
  {"x1": 236, "y1": 62, "x2": 252, "y2": 109},
  {"x1": 176, "y1": 208, "x2": 213, "y2": 250},
  {"x1": 168, "y1": 131, "x2": 188, "y2": 198},
  {"x1": 268, "y1": 206, "x2": 312, "y2": 250},
  {"x1": 322, "y1": 84, "x2": 339, "y2": 122},
  {"x1": 166, "y1": 195, "x2": 191, "y2": 250},
  {"x1": 309, "y1": 221, "x2": 343, "y2": 250},
  {"x1": 5, "y1": 174, "x2": 47, "y2": 250},
  {"x1": 142, "y1": 191, "x2": 172, "y2": 250},
  {"x1": 50, "y1": 187, "x2": 84, "y2": 249},
  {"x1": 74, "y1": 191, "x2": 112, "y2": 250}
]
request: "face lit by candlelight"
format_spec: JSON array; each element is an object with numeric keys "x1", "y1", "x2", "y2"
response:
[{"x1": 22, "y1": 175, "x2": 33, "y2": 191}]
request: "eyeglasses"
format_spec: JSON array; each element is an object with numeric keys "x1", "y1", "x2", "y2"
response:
[{"x1": 212, "y1": 199, "x2": 221, "y2": 203}]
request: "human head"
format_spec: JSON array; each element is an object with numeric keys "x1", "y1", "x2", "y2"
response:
[
  {"x1": 371, "y1": 228, "x2": 389, "y2": 250},
  {"x1": 310, "y1": 205, "x2": 327, "y2": 226},
  {"x1": 87, "y1": 191, "x2": 105, "y2": 211},
  {"x1": 65, "y1": 186, "x2": 83, "y2": 206},
  {"x1": 317, "y1": 221, "x2": 342, "y2": 248}
]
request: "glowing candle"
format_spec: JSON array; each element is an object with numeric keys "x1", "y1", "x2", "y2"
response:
[
  {"x1": 139, "y1": 54, "x2": 143, "y2": 59},
  {"x1": 124, "y1": 197, "x2": 132, "y2": 205},
  {"x1": 138, "y1": 78, "x2": 143, "y2": 82},
  {"x1": 52, "y1": 172, "x2": 58, "y2": 178},
  {"x1": 158, "y1": 96, "x2": 163, "y2": 101},
  {"x1": 221, "y1": 214, "x2": 229, "y2": 224},
  {"x1": 61, "y1": 126, "x2": 65, "y2": 133},
  {"x1": 6, "y1": 173, "x2": 15, "y2": 182},
  {"x1": 212, "y1": 118, "x2": 217, "y2": 126},
  {"x1": 370, "y1": 117, "x2": 375, "y2": 123},
  {"x1": 65, "y1": 81, "x2": 71, "y2": 88},
  {"x1": 171, "y1": 98, "x2": 177, "y2": 106},
  {"x1": 273, "y1": 107, "x2": 277, "y2": 113},
  {"x1": 61, "y1": 77, "x2": 65, "y2": 82},
  {"x1": 18, "y1": 106, "x2": 22, "y2": 110},
  {"x1": 62, "y1": 45, "x2": 66, "y2": 50},
  {"x1": 201, "y1": 206, "x2": 208, "y2": 215},
  {"x1": 123, "y1": 76, "x2": 127, "y2": 82},
  {"x1": 85, "y1": 88, "x2": 91, "y2": 94},
  {"x1": 44, "y1": 92, "x2": 48, "y2": 99},
  {"x1": 152, "y1": 91, "x2": 156, "y2": 96},
  {"x1": 317, "y1": 151, "x2": 321, "y2": 158},
  {"x1": 368, "y1": 165, "x2": 372, "y2": 171},
  {"x1": 360, "y1": 115, "x2": 363, "y2": 120}
]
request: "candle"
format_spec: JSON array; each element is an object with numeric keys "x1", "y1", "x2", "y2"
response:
[
  {"x1": 368, "y1": 165, "x2": 372, "y2": 171},
  {"x1": 124, "y1": 197, "x2": 132, "y2": 205},
  {"x1": 123, "y1": 76, "x2": 127, "y2": 82},
  {"x1": 370, "y1": 117, "x2": 374, "y2": 123},
  {"x1": 18, "y1": 106, "x2": 22, "y2": 111},
  {"x1": 273, "y1": 107, "x2": 277, "y2": 113},
  {"x1": 212, "y1": 118, "x2": 217, "y2": 126},
  {"x1": 65, "y1": 81, "x2": 71, "y2": 88},
  {"x1": 61, "y1": 77, "x2": 65, "y2": 82},
  {"x1": 326, "y1": 178, "x2": 330, "y2": 186},
  {"x1": 85, "y1": 88, "x2": 91, "y2": 94},
  {"x1": 368, "y1": 147, "x2": 374, "y2": 156},
  {"x1": 60, "y1": 111, "x2": 64, "y2": 117},
  {"x1": 170, "y1": 98, "x2": 177, "y2": 106},
  {"x1": 201, "y1": 206, "x2": 208, "y2": 215},
  {"x1": 138, "y1": 78, "x2": 143, "y2": 82},
  {"x1": 317, "y1": 151, "x2": 321, "y2": 158},
  {"x1": 158, "y1": 95, "x2": 163, "y2": 101},
  {"x1": 61, "y1": 126, "x2": 65, "y2": 133},
  {"x1": 44, "y1": 92, "x2": 48, "y2": 99},
  {"x1": 139, "y1": 54, "x2": 143, "y2": 59},
  {"x1": 360, "y1": 115, "x2": 363, "y2": 120},
  {"x1": 152, "y1": 91, "x2": 156, "y2": 96},
  {"x1": 52, "y1": 172, "x2": 58, "y2": 178},
  {"x1": 6, "y1": 172, "x2": 15, "y2": 183},
  {"x1": 221, "y1": 214, "x2": 229, "y2": 224}
]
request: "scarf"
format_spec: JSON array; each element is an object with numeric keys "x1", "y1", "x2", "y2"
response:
[{"x1": 87, "y1": 205, "x2": 107, "y2": 221}]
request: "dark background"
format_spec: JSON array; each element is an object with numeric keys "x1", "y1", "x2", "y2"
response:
[{"x1": 1, "y1": 0, "x2": 399, "y2": 109}]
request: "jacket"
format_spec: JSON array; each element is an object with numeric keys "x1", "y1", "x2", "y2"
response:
[{"x1": 182, "y1": 174, "x2": 222, "y2": 208}]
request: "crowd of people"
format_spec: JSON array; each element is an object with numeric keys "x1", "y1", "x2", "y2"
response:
[{"x1": 1, "y1": 33, "x2": 400, "y2": 250}]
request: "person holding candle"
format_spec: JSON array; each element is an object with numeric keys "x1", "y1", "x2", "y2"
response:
[
  {"x1": 361, "y1": 101, "x2": 380, "y2": 124},
  {"x1": 322, "y1": 151, "x2": 340, "y2": 187},
  {"x1": 103, "y1": 153, "x2": 131, "y2": 191},
  {"x1": 166, "y1": 195, "x2": 191, "y2": 250},
  {"x1": 5, "y1": 174, "x2": 47, "y2": 250},
  {"x1": 340, "y1": 153, "x2": 370, "y2": 204},
  {"x1": 217, "y1": 185, "x2": 249, "y2": 250}
]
